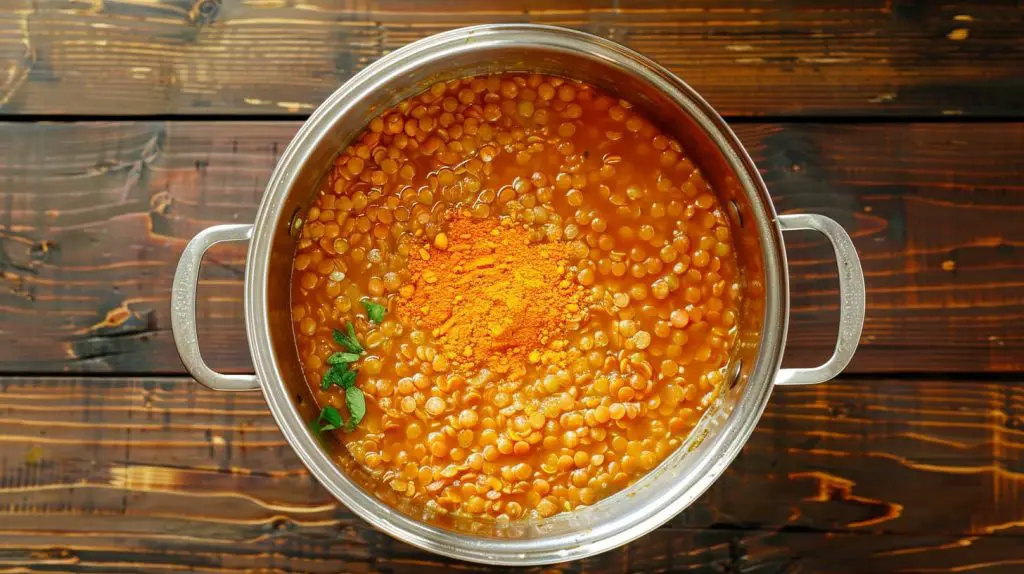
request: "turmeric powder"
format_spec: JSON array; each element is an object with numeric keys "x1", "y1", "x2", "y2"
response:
[{"x1": 397, "y1": 212, "x2": 587, "y2": 377}]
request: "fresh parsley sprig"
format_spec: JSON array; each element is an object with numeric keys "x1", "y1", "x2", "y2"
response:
[{"x1": 315, "y1": 304, "x2": 383, "y2": 434}]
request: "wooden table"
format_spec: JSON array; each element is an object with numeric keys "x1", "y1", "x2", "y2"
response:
[{"x1": 0, "y1": 2, "x2": 1021, "y2": 572}]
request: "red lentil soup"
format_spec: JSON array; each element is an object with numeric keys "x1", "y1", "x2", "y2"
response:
[{"x1": 290, "y1": 73, "x2": 743, "y2": 525}]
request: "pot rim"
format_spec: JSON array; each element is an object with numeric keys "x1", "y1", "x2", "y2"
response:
[{"x1": 244, "y1": 23, "x2": 788, "y2": 565}]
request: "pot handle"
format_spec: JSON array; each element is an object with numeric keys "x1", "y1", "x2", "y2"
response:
[
  {"x1": 171, "y1": 224, "x2": 260, "y2": 392},
  {"x1": 775, "y1": 214, "x2": 865, "y2": 386}
]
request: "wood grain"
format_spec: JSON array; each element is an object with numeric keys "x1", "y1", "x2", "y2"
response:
[
  {"x1": 1, "y1": 121, "x2": 1020, "y2": 374},
  {"x1": 0, "y1": 0, "x2": 1020, "y2": 117},
  {"x1": 1, "y1": 529, "x2": 1022, "y2": 574},
  {"x1": 0, "y1": 375, "x2": 1021, "y2": 572}
]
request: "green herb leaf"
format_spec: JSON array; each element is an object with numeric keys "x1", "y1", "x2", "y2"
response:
[
  {"x1": 346, "y1": 322, "x2": 361, "y2": 350},
  {"x1": 327, "y1": 352, "x2": 361, "y2": 365},
  {"x1": 332, "y1": 322, "x2": 364, "y2": 354},
  {"x1": 321, "y1": 364, "x2": 357, "y2": 391},
  {"x1": 317, "y1": 405, "x2": 343, "y2": 433},
  {"x1": 338, "y1": 368, "x2": 357, "y2": 389},
  {"x1": 331, "y1": 328, "x2": 354, "y2": 353},
  {"x1": 344, "y1": 386, "x2": 366, "y2": 431},
  {"x1": 360, "y1": 298, "x2": 387, "y2": 324},
  {"x1": 321, "y1": 365, "x2": 339, "y2": 391}
]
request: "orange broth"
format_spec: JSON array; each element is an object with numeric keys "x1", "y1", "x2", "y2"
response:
[{"x1": 290, "y1": 73, "x2": 742, "y2": 523}]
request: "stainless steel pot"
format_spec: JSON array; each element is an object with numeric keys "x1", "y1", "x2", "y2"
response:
[{"x1": 170, "y1": 24, "x2": 865, "y2": 565}]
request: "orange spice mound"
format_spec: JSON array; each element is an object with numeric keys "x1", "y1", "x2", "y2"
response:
[{"x1": 397, "y1": 214, "x2": 586, "y2": 377}]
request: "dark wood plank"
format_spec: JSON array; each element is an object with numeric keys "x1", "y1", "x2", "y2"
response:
[
  {"x1": 0, "y1": 376, "x2": 1021, "y2": 573},
  {"x1": 1, "y1": 529, "x2": 1022, "y2": 573},
  {"x1": 1, "y1": 121, "x2": 1020, "y2": 374},
  {"x1": 0, "y1": 0, "x2": 1021, "y2": 117}
]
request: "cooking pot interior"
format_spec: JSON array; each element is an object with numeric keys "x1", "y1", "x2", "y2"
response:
[{"x1": 260, "y1": 33, "x2": 777, "y2": 540}]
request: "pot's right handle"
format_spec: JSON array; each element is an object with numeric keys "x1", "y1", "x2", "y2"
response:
[
  {"x1": 775, "y1": 214, "x2": 866, "y2": 386},
  {"x1": 171, "y1": 224, "x2": 260, "y2": 392}
]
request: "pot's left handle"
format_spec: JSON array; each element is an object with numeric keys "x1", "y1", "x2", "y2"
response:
[
  {"x1": 775, "y1": 214, "x2": 866, "y2": 386},
  {"x1": 171, "y1": 224, "x2": 260, "y2": 392}
]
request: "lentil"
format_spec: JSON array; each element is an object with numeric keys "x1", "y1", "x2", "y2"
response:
[{"x1": 291, "y1": 73, "x2": 742, "y2": 525}]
